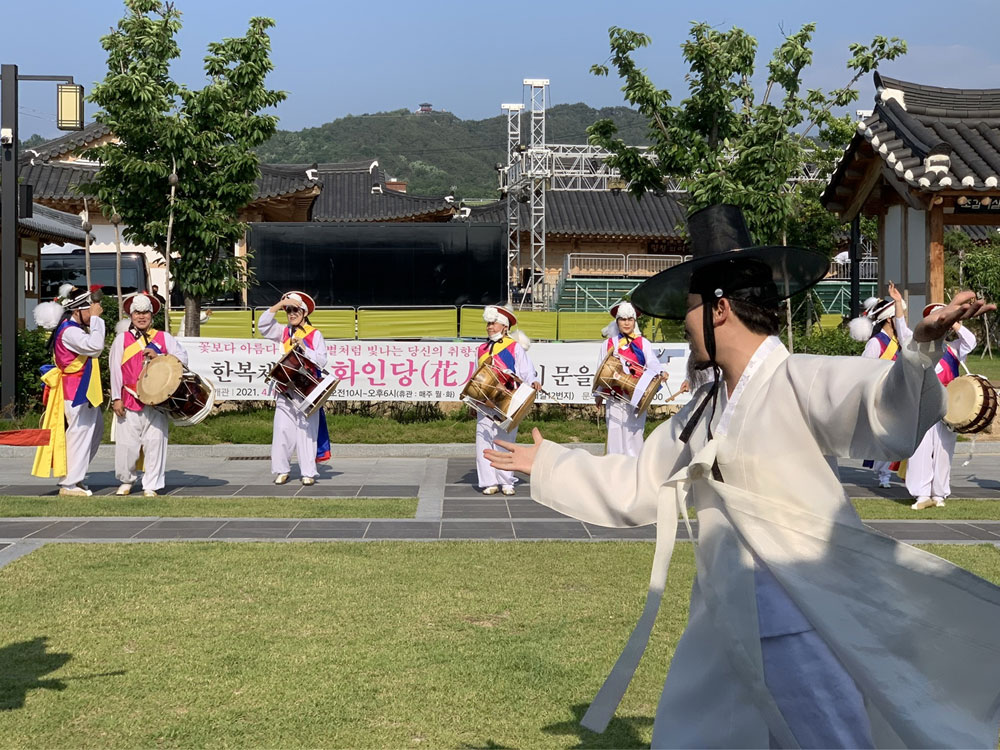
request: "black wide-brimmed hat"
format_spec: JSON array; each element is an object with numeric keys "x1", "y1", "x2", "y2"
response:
[{"x1": 632, "y1": 204, "x2": 830, "y2": 319}]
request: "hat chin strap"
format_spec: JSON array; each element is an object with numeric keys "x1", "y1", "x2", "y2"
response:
[{"x1": 680, "y1": 294, "x2": 722, "y2": 445}]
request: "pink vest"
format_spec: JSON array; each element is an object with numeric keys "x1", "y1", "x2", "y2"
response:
[
  {"x1": 53, "y1": 322, "x2": 86, "y2": 400},
  {"x1": 120, "y1": 329, "x2": 167, "y2": 411}
]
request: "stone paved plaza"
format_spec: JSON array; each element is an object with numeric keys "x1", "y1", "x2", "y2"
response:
[{"x1": 0, "y1": 444, "x2": 997, "y2": 559}]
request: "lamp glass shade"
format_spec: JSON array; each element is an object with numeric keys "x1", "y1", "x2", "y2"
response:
[{"x1": 56, "y1": 84, "x2": 84, "y2": 131}]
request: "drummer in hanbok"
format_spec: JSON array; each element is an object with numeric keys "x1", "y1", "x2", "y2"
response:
[
  {"x1": 907, "y1": 302, "x2": 978, "y2": 510},
  {"x1": 474, "y1": 305, "x2": 540, "y2": 495},
  {"x1": 595, "y1": 301, "x2": 663, "y2": 457},
  {"x1": 31, "y1": 284, "x2": 106, "y2": 496},
  {"x1": 109, "y1": 292, "x2": 187, "y2": 496},
  {"x1": 259, "y1": 292, "x2": 330, "y2": 486}
]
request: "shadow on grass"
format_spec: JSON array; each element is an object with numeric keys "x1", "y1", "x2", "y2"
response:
[
  {"x1": 0, "y1": 636, "x2": 71, "y2": 710},
  {"x1": 542, "y1": 703, "x2": 653, "y2": 749},
  {"x1": 0, "y1": 636, "x2": 126, "y2": 710}
]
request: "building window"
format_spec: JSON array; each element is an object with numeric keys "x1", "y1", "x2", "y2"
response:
[{"x1": 24, "y1": 260, "x2": 36, "y2": 294}]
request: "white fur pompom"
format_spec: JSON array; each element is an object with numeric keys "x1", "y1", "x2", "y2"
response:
[
  {"x1": 848, "y1": 316, "x2": 874, "y2": 342},
  {"x1": 58, "y1": 283, "x2": 76, "y2": 300},
  {"x1": 861, "y1": 296, "x2": 879, "y2": 312},
  {"x1": 115, "y1": 318, "x2": 132, "y2": 335},
  {"x1": 602, "y1": 321, "x2": 618, "y2": 339},
  {"x1": 513, "y1": 329, "x2": 532, "y2": 350},
  {"x1": 33, "y1": 301, "x2": 65, "y2": 330}
]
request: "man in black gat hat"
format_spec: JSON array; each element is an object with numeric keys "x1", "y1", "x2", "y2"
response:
[{"x1": 486, "y1": 204, "x2": 1000, "y2": 748}]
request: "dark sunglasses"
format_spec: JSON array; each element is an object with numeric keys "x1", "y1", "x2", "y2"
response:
[{"x1": 284, "y1": 307, "x2": 303, "y2": 314}]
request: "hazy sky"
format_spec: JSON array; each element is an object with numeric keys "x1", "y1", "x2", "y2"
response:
[{"x1": 8, "y1": 0, "x2": 1000, "y2": 140}]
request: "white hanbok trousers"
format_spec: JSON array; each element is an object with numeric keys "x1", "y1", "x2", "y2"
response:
[
  {"x1": 475, "y1": 415, "x2": 517, "y2": 489},
  {"x1": 61, "y1": 400, "x2": 102, "y2": 488},
  {"x1": 871, "y1": 460, "x2": 892, "y2": 484},
  {"x1": 271, "y1": 395, "x2": 319, "y2": 478},
  {"x1": 605, "y1": 399, "x2": 645, "y2": 457},
  {"x1": 115, "y1": 407, "x2": 169, "y2": 491},
  {"x1": 905, "y1": 421, "x2": 957, "y2": 498}
]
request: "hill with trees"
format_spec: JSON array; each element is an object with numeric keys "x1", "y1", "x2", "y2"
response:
[{"x1": 256, "y1": 103, "x2": 650, "y2": 198}]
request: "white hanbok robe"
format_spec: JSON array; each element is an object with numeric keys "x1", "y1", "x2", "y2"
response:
[
  {"x1": 475, "y1": 341, "x2": 537, "y2": 490},
  {"x1": 906, "y1": 325, "x2": 977, "y2": 499},
  {"x1": 530, "y1": 336, "x2": 1000, "y2": 748},
  {"x1": 258, "y1": 311, "x2": 328, "y2": 478},
  {"x1": 59, "y1": 317, "x2": 106, "y2": 488},
  {"x1": 109, "y1": 330, "x2": 188, "y2": 492},
  {"x1": 599, "y1": 335, "x2": 663, "y2": 457},
  {"x1": 861, "y1": 315, "x2": 911, "y2": 484}
]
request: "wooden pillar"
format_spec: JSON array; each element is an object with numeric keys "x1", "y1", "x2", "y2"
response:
[{"x1": 929, "y1": 201, "x2": 944, "y2": 303}]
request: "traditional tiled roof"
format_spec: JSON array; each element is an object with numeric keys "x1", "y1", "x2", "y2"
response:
[
  {"x1": 824, "y1": 72, "x2": 1000, "y2": 204},
  {"x1": 19, "y1": 159, "x2": 98, "y2": 202},
  {"x1": 467, "y1": 190, "x2": 686, "y2": 239},
  {"x1": 20, "y1": 159, "x2": 319, "y2": 204},
  {"x1": 24, "y1": 121, "x2": 114, "y2": 161},
  {"x1": 5, "y1": 203, "x2": 92, "y2": 245},
  {"x1": 302, "y1": 160, "x2": 456, "y2": 222},
  {"x1": 256, "y1": 164, "x2": 321, "y2": 200}
]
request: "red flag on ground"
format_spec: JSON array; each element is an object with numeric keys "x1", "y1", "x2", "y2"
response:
[{"x1": 0, "y1": 429, "x2": 51, "y2": 446}]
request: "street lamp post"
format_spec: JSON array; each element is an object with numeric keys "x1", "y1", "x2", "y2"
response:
[{"x1": 0, "y1": 64, "x2": 83, "y2": 414}]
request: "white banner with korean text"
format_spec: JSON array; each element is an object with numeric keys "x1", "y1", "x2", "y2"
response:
[{"x1": 177, "y1": 338, "x2": 692, "y2": 405}]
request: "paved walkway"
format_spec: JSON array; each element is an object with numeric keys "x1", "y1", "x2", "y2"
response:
[{"x1": 0, "y1": 446, "x2": 996, "y2": 560}]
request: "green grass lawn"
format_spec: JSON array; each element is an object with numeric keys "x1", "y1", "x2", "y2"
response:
[
  {"x1": 0, "y1": 542, "x2": 996, "y2": 748},
  {"x1": 851, "y1": 497, "x2": 1000, "y2": 520},
  {"x1": 0, "y1": 496, "x2": 416, "y2": 519},
  {"x1": 2, "y1": 409, "x2": 632, "y2": 445},
  {"x1": 966, "y1": 353, "x2": 1000, "y2": 383}
]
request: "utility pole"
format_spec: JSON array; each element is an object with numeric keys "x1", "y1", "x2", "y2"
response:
[{"x1": 0, "y1": 65, "x2": 83, "y2": 413}]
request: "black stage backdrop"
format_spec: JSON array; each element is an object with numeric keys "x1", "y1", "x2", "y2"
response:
[{"x1": 247, "y1": 222, "x2": 504, "y2": 308}]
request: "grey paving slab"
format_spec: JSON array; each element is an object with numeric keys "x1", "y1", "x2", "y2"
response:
[
  {"x1": 941, "y1": 523, "x2": 1000, "y2": 541},
  {"x1": 968, "y1": 523, "x2": 1000, "y2": 539},
  {"x1": 0, "y1": 541, "x2": 45, "y2": 570},
  {"x1": 132, "y1": 520, "x2": 227, "y2": 538},
  {"x1": 441, "y1": 521, "x2": 515, "y2": 540},
  {"x1": 235, "y1": 485, "x2": 306, "y2": 497},
  {"x1": 24, "y1": 520, "x2": 86, "y2": 539},
  {"x1": 287, "y1": 521, "x2": 368, "y2": 539},
  {"x1": 0, "y1": 520, "x2": 59, "y2": 538},
  {"x1": 358, "y1": 485, "x2": 420, "y2": 497},
  {"x1": 212, "y1": 521, "x2": 298, "y2": 539},
  {"x1": 513, "y1": 521, "x2": 590, "y2": 540},
  {"x1": 59, "y1": 521, "x2": 156, "y2": 539},
  {"x1": 415, "y1": 458, "x2": 447, "y2": 520},
  {"x1": 296, "y1": 485, "x2": 363, "y2": 497},
  {"x1": 365, "y1": 521, "x2": 440, "y2": 539},
  {"x1": 584, "y1": 524, "x2": 657, "y2": 540}
]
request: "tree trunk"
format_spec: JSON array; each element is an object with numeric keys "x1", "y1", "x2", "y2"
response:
[{"x1": 184, "y1": 294, "x2": 202, "y2": 337}]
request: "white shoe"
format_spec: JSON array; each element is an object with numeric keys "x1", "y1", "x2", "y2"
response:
[
  {"x1": 501, "y1": 485, "x2": 515, "y2": 496},
  {"x1": 301, "y1": 477, "x2": 316, "y2": 486},
  {"x1": 878, "y1": 480, "x2": 891, "y2": 489},
  {"x1": 143, "y1": 490, "x2": 158, "y2": 498},
  {"x1": 274, "y1": 473, "x2": 289, "y2": 485},
  {"x1": 932, "y1": 496, "x2": 946, "y2": 507},
  {"x1": 58, "y1": 485, "x2": 92, "y2": 497},
  {"x1": 910, "y1": 496, "x2": 935, "y2": 510},
  {"x1": 115, "y1": 483, "x2": 133, "y2": 496},
  {"x1": 482, "y1": 486, "x2": 499, "y2": 495}
]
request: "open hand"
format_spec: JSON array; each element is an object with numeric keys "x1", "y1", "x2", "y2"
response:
[
  {"x1": 888, "y1": 280, "x2": 902, "y2": 303},
  {"x1": 484, "y1": 427, "x2": 544, "y2": 475},
  {"x1": 913, "y1": 291, "x2": 996, "y2": 342}
]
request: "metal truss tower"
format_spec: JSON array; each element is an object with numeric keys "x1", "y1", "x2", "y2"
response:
[
  {"x1": 524, "y1": 79, "x2": 549, "y2": 309},
  {"x1": 500, "y1": 103, "x2": 523, "y2": 303}
]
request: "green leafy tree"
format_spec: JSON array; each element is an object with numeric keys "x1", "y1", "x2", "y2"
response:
[
  {"x1": 588, "y1": 23, "x2": 906, "y2": 244},
  {"x1": 86, "y1": 0, "x2": 285, "y2": 335},
  {"x1": 961, "y1": 238, "x2": 1000, "y2": 355}
]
